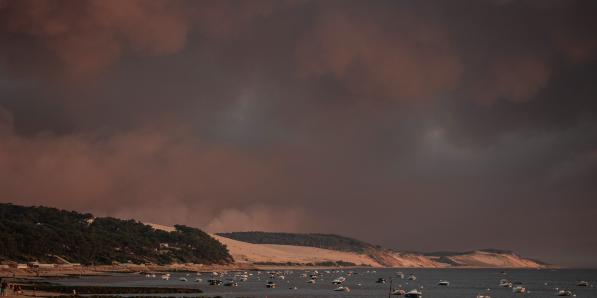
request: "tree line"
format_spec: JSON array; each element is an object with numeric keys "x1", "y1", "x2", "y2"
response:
[{"x1": 0, "y1": 203, "x2": 232, "y2": 265}]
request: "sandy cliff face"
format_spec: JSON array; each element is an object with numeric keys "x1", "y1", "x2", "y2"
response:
[
  {"x1": 213, "y1": 234, "x2": 545, "y2": 268},
  {"x1": 444, "y1": 250, "x2": 544, "y2": 268},
  {"x1": 148, "y1": 224, "x2": 545, "y2": 268},
  {"x1": 211, "y1": 234, "x2": 381, "y2": 266}
]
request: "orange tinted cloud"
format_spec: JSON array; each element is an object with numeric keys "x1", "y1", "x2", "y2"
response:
[
  {"x1": 0, "y1": 116, "x2": 283, "y2": 227},
  {"x1": 469, "y1": 55, "x2": 551, "y2": 104},
  {"x1": 296, "y1": 8, "x2": 462, "y2": 101},
  {"x1": 0, "y1": 0, "x2": 280, "y2": 77},
  {"x1": 0, "y1": 0, "x2": 191, "y2": 77}
]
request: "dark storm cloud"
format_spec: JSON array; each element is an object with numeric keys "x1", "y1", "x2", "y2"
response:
[{"x1": 1, "y1": 0, "x2": 597, "y2": 267}]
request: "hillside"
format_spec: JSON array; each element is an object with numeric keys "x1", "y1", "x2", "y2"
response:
[
  {"x1": 214, "y1": 232, "x2": 546, "y2": 268},
  {"x1": 0, "y1": 203, "x2": 546, "y2": 269},
  {"x1": 0, "y1": 203, "x2": 232, "y2": 265},
  {"x1": 216, "y1": 231, "x2": 375, "y2": 253},
  {"x1": 211, "y1": 234, "x2": 379, "y2": 266}
]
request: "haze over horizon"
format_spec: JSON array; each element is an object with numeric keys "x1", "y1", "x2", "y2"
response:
[{"x1": 1, "y1": 0, "x2": 596, "y2": 267}]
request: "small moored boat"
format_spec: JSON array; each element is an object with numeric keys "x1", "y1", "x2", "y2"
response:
[
  {"x1": 391, "y1": 289, "x2": 406, "y2": 295},
  {"x1": 223, "y1": 280, "x2": 238, "y2": 287},
  {"x1": 558, "y1": 289, "x2": 573, "y2": 296},
  {"x1": 404, "y1": 289, "x2": 422, "y2": 298},
  {"x1": 512, "y1": 286, "x2": 526, "y2": 293},
  {"x1": 333, "y1": 286, "x2": 350, "y2": 292},
  {"x1": 577, "y1": 280, "x2": 589, "y2": 287},
  {"x1": 208, "y1": 279, "x2": 222, "y2": 286},
  {"x1": 499, "y1": 279, "x2": 512, "y2": 288}
]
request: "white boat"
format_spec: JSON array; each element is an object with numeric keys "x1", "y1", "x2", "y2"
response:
[
  {"x1": 558, "y1": 290, "x2": 573, "y2": 296},
  {"x1": 391, "y1": 289, "x2": 406, "y2": 295},
  {"x1": 476, "y1": 296, "x2": 491, "y2": 298},
  {"x1": 332, "y1": 277, "x2": 346, "y2": 284},
  {"x1": 404, "y1": 289, "x2": 423, "y2": 298},
  {"x1": 208, "y1": 279, "x2": 222, "y2": 286},
  {"x1": 499, "y1": 279, "x2": 512, "y2": 288},
  {"x1": 223, "y1": 280, "x2": 238, "y2": 287},
  {"x1": 407, "y1": 274, "x2": 417, "y2": 281},
  {"x1": 577, "y1": 280, "x2": 589, "y2": 287},
  {"x1": 512, "y1": 286, "x2": 526, "y2": 293},
  {"x1": 437, "y1": 280, "x2": 450, "y2": 286},
  {"x1": 179, "y1": 277, "x2": 187, "y2": 282},
  {"x1": 307, "y1": 279, "x2": 316, "y2": 284},
  {"x1": 396, "y1": 272, "x2": 405, "y2": 279},
  {"x1": 266, "y1": 281, "x2": 276, "y2": 288},
  {"x1": 195, "y1": 278, "x2": 202, "y2": 282},
  {"x1": 333, "y1": 286, "x2": 350, "y2": 292},
  {"x1": 161, "y1": 274, "x2": 170, "y2": 280}
]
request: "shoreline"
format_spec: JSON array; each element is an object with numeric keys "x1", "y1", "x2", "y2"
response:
[{"x1": 1, "y1": 263, "x2": 559, "y2": 279}]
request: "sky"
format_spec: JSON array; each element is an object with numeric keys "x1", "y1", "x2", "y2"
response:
[{"x1": 0, "y1": 0, "x2": 596, "y2": 267}]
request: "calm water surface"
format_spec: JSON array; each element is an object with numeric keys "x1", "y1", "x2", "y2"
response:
[{"x1": 45, "y1": 268, "x2": 597, "y2": 298}]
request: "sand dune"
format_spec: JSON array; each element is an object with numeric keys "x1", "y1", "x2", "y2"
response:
[
  {"x1": 147, "y1": 223, "x2": 544, "y2": 268},
  {"x1": 212, "y1": 234, "x2": 380, "y2": 266},
  {"x1": 447, "y1": 251, "x2": 543, "y2": 268},
  {"x1": 213, "y1": 234, "x2": 544, "y2": 268}
]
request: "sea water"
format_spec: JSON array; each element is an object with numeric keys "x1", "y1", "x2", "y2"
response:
[{"x1": 44, "y1": 268, "x2": 597, "y2": 297}]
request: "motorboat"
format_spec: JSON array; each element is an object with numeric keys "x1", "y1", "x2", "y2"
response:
[
  {"x1": 307, "y1": 279, "x2": 316, "y2": 284},
  {"x1": 404, "y1": 289, "x2": 423, "y2": 298},
  {"x1": 179, "y1": 277, "x2": 187, "y2": 282},
  {"x1": 223, "y1": 280, "x2": 238, "y2": 287},
  {"x1": 396, "y1": 272, "x2": 405, "y2": 279},
  {"x1": 391, "y1": 289, "x2": 406, "y2": 295},
  {"x1": 333, "y1": 286, "x2": 350, "y2": 292},
  {"x1": 266, "y1": 281, "x2": 276, "y2": 288},
  {"x1": 577, "y1": 280, "x2": 589, "y2": 287},
  {"x1": 512, "y1": 286, "x2": 526, "y2": 293},
  {"x1": 438, "y1": 280, "x2": 450, "y2": 286},
  {"x1": 407, "y1": 274, "x2": 417, "y2": 281},
  {"x1": 558, "y1": 290, "x2": 573, "y2": 296},
  {"x1": 376, "y1": 277, "x2": 387, "y2": 284},
  {"x1": 499, "y1": 279, "x2": 512, "y2": 288},
  {"x1": 332, "y1": 277, "x2": 346, "y2": 284},
  {"x1": 208, "y1": 279, "x2": 222, "y2": 286}
]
